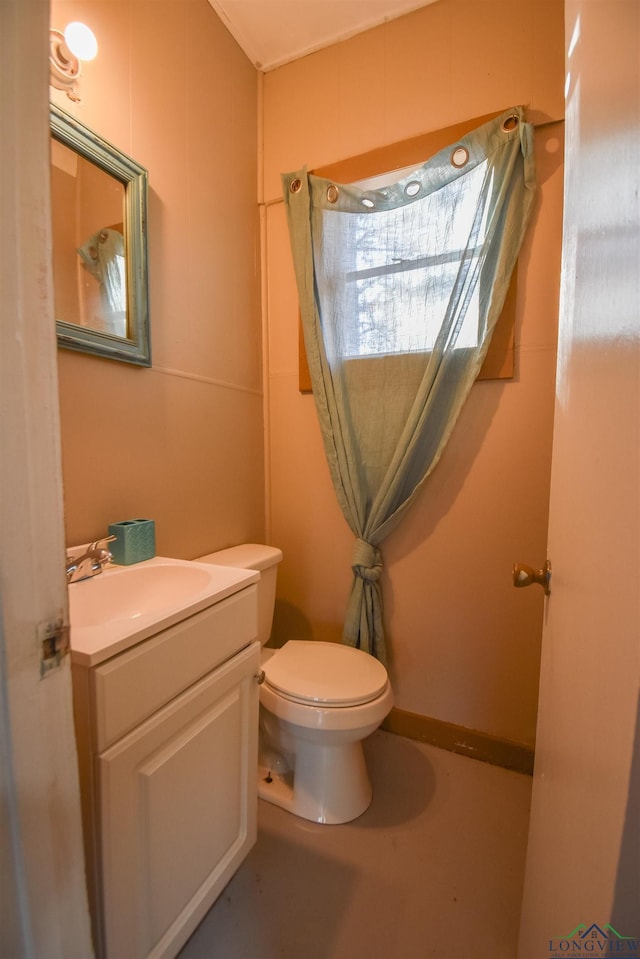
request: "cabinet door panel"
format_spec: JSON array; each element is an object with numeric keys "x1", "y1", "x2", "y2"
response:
[{"x1": 99, "y1": 642, "x2": 260, "y2": 959}]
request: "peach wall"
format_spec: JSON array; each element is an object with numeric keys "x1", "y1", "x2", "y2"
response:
[
  {"x1": 263, "y1": 0, "x2": 565, "y2": 746},
  {"x1": 51, "y1": 0, "x2": 264, "y2": 558}
]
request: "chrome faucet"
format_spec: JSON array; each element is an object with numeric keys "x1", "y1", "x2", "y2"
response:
[{"x1": 66, "y1": 535, "x2": 116, "y2": 584}]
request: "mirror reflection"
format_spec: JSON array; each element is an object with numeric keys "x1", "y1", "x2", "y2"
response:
[
  {"x1": 50, "y1": 105, "x2": 150, "y2": 366},
  {"x1": 51, "y1": 139, "x2": 127, "y2": 337}
]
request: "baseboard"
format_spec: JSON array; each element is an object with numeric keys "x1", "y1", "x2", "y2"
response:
[{"x1": 381, "y1": 707, "x2": 535, "y2": 776}]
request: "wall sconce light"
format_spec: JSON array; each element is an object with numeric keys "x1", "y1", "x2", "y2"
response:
[{"x1": 50, "y1": 22, "x2": 98, "y2": 102}]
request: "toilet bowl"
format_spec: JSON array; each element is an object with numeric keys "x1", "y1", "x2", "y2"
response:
[
  {"x1": 196, "y1": 545, "x2": 393, "y2": 824},
  {"x1": 259, "y1": 640, "x2": 393, "y2": 823}
]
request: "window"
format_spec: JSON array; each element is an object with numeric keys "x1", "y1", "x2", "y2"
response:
[
  {"x1": 299, "y1": 111, "x2": 517, "y2": 391},
  {"x1": 330, "y1": 160, "x2": 493, "y2": 359}
]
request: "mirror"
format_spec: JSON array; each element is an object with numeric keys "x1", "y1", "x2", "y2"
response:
[{"x1": 50, "y1": 104, "x2": 150, "y2": 366}]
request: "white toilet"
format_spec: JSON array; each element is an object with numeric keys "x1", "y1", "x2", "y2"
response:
[{"x1": 196, "y1": 544, "x2": 393, "y2": 824}]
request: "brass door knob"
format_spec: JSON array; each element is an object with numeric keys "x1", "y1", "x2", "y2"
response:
[{"x1": 513, "y1": 560, "x2": 551, "y2": 596}]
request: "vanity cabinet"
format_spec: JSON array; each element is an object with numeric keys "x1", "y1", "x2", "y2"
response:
[{"x1": 72, "y1": 583, "x2": 260, "y2": 959}]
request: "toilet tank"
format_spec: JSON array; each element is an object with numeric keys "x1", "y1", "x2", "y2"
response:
[{"x1": 195, "y1": 544, "x2": 283, "y2": 647}]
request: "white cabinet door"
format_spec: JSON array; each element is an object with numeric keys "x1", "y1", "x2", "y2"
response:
[{"x1": 99, "y1": 642, "x2": 260, "y2": 959}]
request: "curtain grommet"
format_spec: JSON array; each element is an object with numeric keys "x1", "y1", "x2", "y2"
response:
[
  {"x1": 290, "y1": 177, "x2": 302, "y2": 194},
  {"x1": 404, "y1": 180, "x2": 421, "y2": 198},
  {"x1": 327, "y1": 184, "x2": 339, "y2": 203},
  {"x1": 450, "y1": 146, "x2": 469, "y2": 168},
  {"x1": 502, "y1": 114, "x2": 519, "y2": 132}
]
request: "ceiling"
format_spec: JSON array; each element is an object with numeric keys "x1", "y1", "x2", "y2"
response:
[{"x1": 207, "y1": 0, "x2": 440, "y2": 72}]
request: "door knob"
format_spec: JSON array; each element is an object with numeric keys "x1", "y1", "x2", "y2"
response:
[{"x1": 513, "y1": 560, "x2": 551, "y2": 596}]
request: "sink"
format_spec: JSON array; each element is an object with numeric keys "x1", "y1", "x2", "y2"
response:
[
  {"x1": 70, "y1": 563, "x2": 215, "y2": 627},
  {"x1": 68, "y1": 556, "x2": 259, "y2": 666}
]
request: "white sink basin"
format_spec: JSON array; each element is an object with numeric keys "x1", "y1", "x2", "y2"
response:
[
  {"x1": 71, "y1": 562, "x2": 215, "y2": 627},
  {"x1": 69, "y1": 556, "x2": 259, "y2": 666}
]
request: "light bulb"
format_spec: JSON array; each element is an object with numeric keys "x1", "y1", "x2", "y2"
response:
[{"x1": 64, "y1": 22, "x2": 98, "y2": 62}]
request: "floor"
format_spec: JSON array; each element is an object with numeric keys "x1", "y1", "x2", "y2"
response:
[{"x1": 179, "y1": 730, "x2": 532, "y2": 959}]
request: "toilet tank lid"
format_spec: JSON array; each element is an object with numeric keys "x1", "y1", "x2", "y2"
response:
[{"x1": 196, "y1": 543, "x2": 283, "y2": 571}]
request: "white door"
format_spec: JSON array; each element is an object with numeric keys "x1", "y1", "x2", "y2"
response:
[
  {"x1": 0, "y1": 1, "x2": 94, "y2": 956},
  {"x1": 518, "y1": 2, "x2": 640, "y2": 955}
]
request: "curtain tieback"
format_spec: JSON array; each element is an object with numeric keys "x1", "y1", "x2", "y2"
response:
[{"x1": 352, "y1": 538, "x2": 383, "y2": 583}]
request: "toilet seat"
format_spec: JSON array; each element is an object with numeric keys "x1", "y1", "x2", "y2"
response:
[{"x1": 263, "y1": 640, "x2": 388, "y2": 707}]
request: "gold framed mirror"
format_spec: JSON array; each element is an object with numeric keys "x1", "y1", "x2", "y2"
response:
[{"x1": 50, "y1": 104, "x2": 150, "y2": 366}]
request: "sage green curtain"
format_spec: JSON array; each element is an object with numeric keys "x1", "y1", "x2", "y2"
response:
[{"x1": 283, "y1": 108, "x2": 536, "y2": 664}]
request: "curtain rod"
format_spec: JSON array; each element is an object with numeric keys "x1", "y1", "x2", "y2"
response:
[{"x1": 531, "y1": 117, "x2": 565, "y2": 128}]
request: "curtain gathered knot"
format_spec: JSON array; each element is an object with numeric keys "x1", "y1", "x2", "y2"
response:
[{"x1": 351, "y1": 538, "x2": 383, "y2": 583}]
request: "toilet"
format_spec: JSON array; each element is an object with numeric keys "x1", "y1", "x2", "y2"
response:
[{"x1": 196, "y1": 544, "x2": 393, "y2": 824}]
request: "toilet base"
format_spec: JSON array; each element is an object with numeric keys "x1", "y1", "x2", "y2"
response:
[{"x1": 257, "y1": 739, "x2": 373, "y2": 824}]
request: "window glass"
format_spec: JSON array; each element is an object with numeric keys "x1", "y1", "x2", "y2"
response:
[{"x1": 317, "y1": 160, "x2": 493, "y2": 360}]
